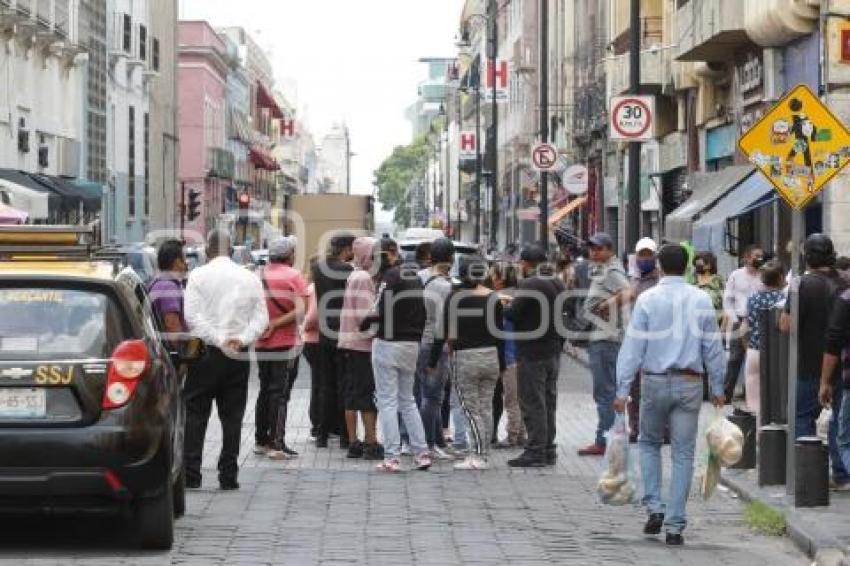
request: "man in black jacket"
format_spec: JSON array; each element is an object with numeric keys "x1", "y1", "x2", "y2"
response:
[
  {"x1": 313, "y1": 234, "x2": 355, "y2": 448},
  {"x1": 505, "y1": 243, "x2": 566, "y2": 467}
]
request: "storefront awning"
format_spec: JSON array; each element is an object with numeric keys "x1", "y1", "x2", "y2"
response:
[
  {"x1": 692, "y1": 172, "x2": 774, "y2": 252},
  {"x1": 249, "y1": 147, "x2": 280, "y2": 171},
  {"x1": 664, "y1": 165, "x2": 754, "y2": 243},
  {"x1": 548, "y1": 196, "x2": 588, "y2": 226},
  {"x1": 256, "y1": 82, "x2": 284, "y2": 120}
]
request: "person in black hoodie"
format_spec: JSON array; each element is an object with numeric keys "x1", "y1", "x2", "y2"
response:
[
  {"x1": 313, "y1": 234, "x2": 354, "y2": 448},
  {"x1": 505, "y1": 243, "x2": 566, "y2": 468},
  {"x1": 363, "y1": 238, "x2": 433, "y2": 473}
]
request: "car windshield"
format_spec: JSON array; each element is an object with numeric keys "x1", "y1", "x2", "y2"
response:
[{"x1": 0, "y1": 288, "x2": 126, "y2": 360}]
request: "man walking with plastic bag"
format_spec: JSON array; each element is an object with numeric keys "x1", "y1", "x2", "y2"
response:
[{"x1": 613, "y1": 244, "x2": 726, "y2": 546}]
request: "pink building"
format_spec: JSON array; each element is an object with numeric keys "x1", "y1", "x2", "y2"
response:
[{"x1": 177, "y1": 21, "x2": 232, "y2": 238}]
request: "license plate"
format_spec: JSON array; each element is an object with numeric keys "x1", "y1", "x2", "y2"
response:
[{"x1": 0, "y1": 388, "x2": 46, "y2": 418}]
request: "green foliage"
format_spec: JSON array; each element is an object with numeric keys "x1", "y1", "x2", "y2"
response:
[
  {"x1": 744, "y1": 502, "x2": 786, "y2": 536},
  {"x1": 374, "y1": 134, "x2": 432, "y2": 228}
]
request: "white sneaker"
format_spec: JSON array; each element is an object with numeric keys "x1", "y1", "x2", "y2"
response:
[
  {"x1": 454, "y1": 456, "x2": 488, "y2": 470},
  {"x1": 400, "y1": 443, "x2": 412, "y2": 456},
  {"x1": 376, "y1": 458, "x2": 402, "y2": 473},
  {"x1": 414, "y1": 452, "x2": 433, "y2": 471},
  {"x1": 266, "y1": 449, "x2": 292, "y2": 461},
  {"x1": 432, "y1": 447, "x2": 454, "y2": 461}
]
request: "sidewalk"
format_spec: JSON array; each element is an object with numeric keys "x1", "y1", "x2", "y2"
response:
[{"x1": 722, "y1": 468, "x2": 850, "y2": 565}]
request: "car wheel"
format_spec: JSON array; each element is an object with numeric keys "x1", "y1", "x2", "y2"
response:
[
  {"x1": 137, "y1": 480, "x2": 174, "y2": 550},
  {"x1": 173, "y1": 468, "x2": 186, "y2": 519}
]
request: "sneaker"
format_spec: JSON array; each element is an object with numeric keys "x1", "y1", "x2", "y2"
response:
[
  {"x1": 186, "y1": 477, "x2": 201, "y2": 489},
  {"x1": 577, "y1": 443, "x2": 606, "y2": 456},
  {"x1": 665, "y1": 532, "x2": 684, "y2": 546},
  {"x1": 432, "y1": 446, "x2": 455, "y2": 461},
  {"x1": 267, "y1": 449, "x2": 292, "y2": 460},
  {"x1": 414, "y1": 452, "x2": 433, "y2": 471},
  {"x1": 310, "y1": 426, "x2": 319, "y2": 439},
  {"x1": 507, "y1": 453, "x2": 546, "y2": 468},
  {"x1": 316, "y1": 436, "x2": 328, "y2": 448},
  {"x1": 347, "y1": 440, "x2": 365, "y2": 459},
  {"x1": 363, "y1": 443, "x2": 384, "y2": 461},
  {"x1": 644, "y1": 513, "x2": 665, "y2": 535},
  {"x1": 830, "y1": 478, "x2": 850, "y2": 491},
  {"x1": 400, "y1": 443, "x2": 412, "y2": 456},
  {"x1": 454, "y1": 456, "x2": 488, "y2": 470},
  {"x1": 376, "y1": 458, "x2": 402, "y2": 473},
  {"x1": 253, "y1": 443, "x2": 269, "y2": 455},
  {"x1": 282, "y1": 444, "x2": 299, "y2": 457}
]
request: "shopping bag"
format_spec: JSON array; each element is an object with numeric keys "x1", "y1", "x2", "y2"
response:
[
  {"x1": 705, "y1": 408, "x2": 744, "y2": 467},
  {"x1": 597, "y1": 412, "x2": 637, "y2": 505},
  {"x1": 817, "y1": 408, "x2": 832, "y2": 443},
  {"x1": 701, "y1": 450, "x2": 721, "y2": 500}
]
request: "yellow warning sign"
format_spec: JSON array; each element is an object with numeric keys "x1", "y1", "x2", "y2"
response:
[{"x1": 738, "y1": 84, "x2": 850, "y2": 210}]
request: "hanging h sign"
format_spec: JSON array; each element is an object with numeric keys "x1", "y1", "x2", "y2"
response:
[
  {"x1": 482, "y1": 60, "x2": 510, "y2": 104},
  {"x1": 280, "y1": 118, "x2": 296, "y2": 140},
  {"x1": 459, "y1": 131, "x2": 478, "y2": 160}
]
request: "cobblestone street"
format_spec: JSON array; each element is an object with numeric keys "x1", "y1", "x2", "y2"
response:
[{"x1": 0, "y1": 356, "x2": 807, "y2": 565}]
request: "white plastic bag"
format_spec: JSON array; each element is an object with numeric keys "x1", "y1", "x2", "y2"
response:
[
  {"x1": 817, "y1": 408, "x2": 832, "y2": 442},
  {"x1": 597, "y1": 412, "x2": 637, "y2": 505},
  {"x1": 706, "y1": 409, "x2": 744, "y2": 468}
]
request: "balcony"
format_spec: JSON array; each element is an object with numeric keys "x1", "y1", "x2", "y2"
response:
[
  {"x1": 676, "y1": 0, "x2": 751, "y2": 62},
  {"x1": 607, "y1": 47, "x2": 672, "y2": 96},
  {"x1": 207, "y1": 147, "x2": 235, "y2": 180}
]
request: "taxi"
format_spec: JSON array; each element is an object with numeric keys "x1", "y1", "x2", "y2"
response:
[{"x1": 0, "y1": 226, "x2": 191, "y2": 549}]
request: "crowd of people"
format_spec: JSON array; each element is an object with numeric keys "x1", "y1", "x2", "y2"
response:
[{"x1": 143, "y1": 226, "x2": 850, "y2": 547}]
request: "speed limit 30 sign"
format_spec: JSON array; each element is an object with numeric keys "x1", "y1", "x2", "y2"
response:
[{"x1": 609, "y1": 95, "x2": 655, "y2": 141}]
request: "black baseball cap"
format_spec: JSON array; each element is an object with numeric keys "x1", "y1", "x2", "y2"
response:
[{"x1": 520, "y1": 243, "x2": 548, "y2": 263}]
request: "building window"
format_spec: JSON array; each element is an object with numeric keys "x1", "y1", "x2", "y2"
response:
[
  {"x1": 122, "y1": 14, "x2": 131, "y2": 53},
  {"x1": 139, "y1": 24, "x2": 146, "y2": 61},
  {"x1": 144, "y1": 112, "x2": 149, "y2": 216},
  {"x1": 128, "y1": 106, "x2": 135, "y2": 217},
  {"x1": 152, "y1": 38, "x2": 160, "y2": 71}
]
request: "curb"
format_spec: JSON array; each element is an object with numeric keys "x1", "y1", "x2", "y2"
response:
[{"x1": 720, "y1": 473, "x2": 849, "y2": 565}]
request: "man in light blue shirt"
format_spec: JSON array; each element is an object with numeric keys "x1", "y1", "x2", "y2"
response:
[{"x1": 614, "y1": 244, "x2": 726, "y2": 547}]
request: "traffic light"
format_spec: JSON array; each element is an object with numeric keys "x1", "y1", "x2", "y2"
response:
[
  {"x1": 187, "y1": 189, "x2": 201, "y2": 221},
  {"x1": 238, "y1": 192, "x2": 250, "y2": 209}
]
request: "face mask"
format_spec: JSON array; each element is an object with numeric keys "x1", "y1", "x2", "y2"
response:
[
  {"x1": 751, "y1": 257, "x2": 764, "y2": 269},
  {"x1": 637, "y1": 258, "x2": 656, "y2": 275},
  {"x1": 694, "y1": 264, "x2": 707, "y2": 275}
]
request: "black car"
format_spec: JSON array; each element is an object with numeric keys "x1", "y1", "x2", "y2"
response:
[{"x1": 0, "y1": 227, "x2": 191, "y2": 549}]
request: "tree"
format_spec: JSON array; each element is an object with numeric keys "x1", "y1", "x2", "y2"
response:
[{"x1": 374, "y1": 134, "x2": 432, "y2": 228}]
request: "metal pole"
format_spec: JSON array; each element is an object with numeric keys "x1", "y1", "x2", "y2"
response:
[
  {"x1": 457, "y1": 86, "x2": 463, "y2": 239},
  {"x1": 787, "y1": 209, "x2": 803, "y2": 495},
  {"x1": 474, "y1": 76, "x2": 482, "y2": 244},
  {"x1": 539, "y1": 0, "x2": 549, "y2": 249},
  {"x1": 626, "y1": 0, "x2": 641, "y2": 251},
  {"x1": 488, "y1": 0, "x2": 499, "y2": 251}
]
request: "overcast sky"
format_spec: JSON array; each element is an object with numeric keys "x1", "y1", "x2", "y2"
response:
[{"x1": 180, "y1": 0, "x2": 463, "y2": 210}]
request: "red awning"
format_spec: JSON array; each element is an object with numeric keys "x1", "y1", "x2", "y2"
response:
[
  {"x1": 256, "y1": 81, "x2": 284, "y2": 120},
  {"x1": 249, "y1": 147, "x2": 280, "y2": 171}
]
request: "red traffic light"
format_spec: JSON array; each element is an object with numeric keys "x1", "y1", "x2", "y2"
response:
[{"x1": 238, "y1": 192, "x2": 251, "y2": 207}]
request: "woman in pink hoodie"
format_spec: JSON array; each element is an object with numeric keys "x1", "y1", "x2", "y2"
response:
[
  {"x1": 302, "y1": 256, "x2": 321, "y2": 438},
  {"x1": 338, "y1": 237, "x2": 383, "y2": 459}
]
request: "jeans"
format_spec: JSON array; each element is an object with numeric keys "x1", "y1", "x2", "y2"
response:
[
  {"x1": 372, "y1": 339, "x2": 428, "y2": 458},
  {"x1": 639, "y1": 373, "x2": 703, "y2": 535},
  {"x1": 830, "y1": 380, "x2": 849, "y2": 483},
  {"x1": 255, "y1": 352, "x2": 299, "y2": 450},
  {"x1": 417, "y1": 344, "x2": 448, "y2": 448},
  {"x1": 838, "y1": 388, "x2": 850, "y2": 476},
  {"x1": 588, "y1": 341, "x2": 619, "y2": 446},
  {"x1": 796, "y1": 378, "x2": 820, "y2": 438},
  {"x1": 453, "y1": 347, "x2": 500, "y2": 457},
  {"x1": 517, "y1": 355, "x2": 560, "y2": 459},
  {"x1": 184, "y1": 347, "x2": 250, "y2": 485}
]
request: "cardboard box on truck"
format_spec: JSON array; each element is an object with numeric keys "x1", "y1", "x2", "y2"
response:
[{"x1": 283, "y1": 194, "x2": 373, "y2": 271}]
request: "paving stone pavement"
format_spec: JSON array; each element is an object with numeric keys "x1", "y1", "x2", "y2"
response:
[{"x1": 0, "y1": 355, "x2": 808, "y2": 565}]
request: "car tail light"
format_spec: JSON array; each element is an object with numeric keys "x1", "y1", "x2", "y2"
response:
[{"x1": 102, "y1": 340, "x2": 150, "y2": 410}]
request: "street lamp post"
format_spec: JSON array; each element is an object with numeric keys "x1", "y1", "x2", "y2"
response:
[{"x1": 487, "y1": 0, "x2": 498, "y2": 252}]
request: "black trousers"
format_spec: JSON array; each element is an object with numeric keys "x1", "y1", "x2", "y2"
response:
[
  {"x1": 317, "y1": 340, "x2": 346, "y2": 439},
  {"x1": 255, "y1": 349, "x2": 300, "y2": 449},
  {"x1": 184, "y1": 346, "x2": 250, "y2": 484},
  {"x1": 517, "y1": 355, "x2": 559, "y2": 458},
  {"x1": 303, "y1": 343, "x2": 321, "y2": 431},
  {"x1": 724, "y1": 322, "x2": 746, "y2": 401}
]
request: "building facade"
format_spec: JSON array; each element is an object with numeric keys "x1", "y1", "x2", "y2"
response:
[{"x1": 317, "y1": 122, "x2": 351, "y2": 194}]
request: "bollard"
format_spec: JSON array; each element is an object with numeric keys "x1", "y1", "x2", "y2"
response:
[
  {"x1": 794, "y1": 436, "x2": 829, "y2": 507},
  {"x1": 758, "y1": 424, "x2": 787, "y2": 486},
  {"x1": 729, "y1": 409, "x2": 757, "y2": 470}
]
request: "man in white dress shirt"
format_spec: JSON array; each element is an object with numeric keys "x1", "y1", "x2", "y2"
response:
[{"x1": 184, "y1": 229, "x2": 268, "y2": 490}]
